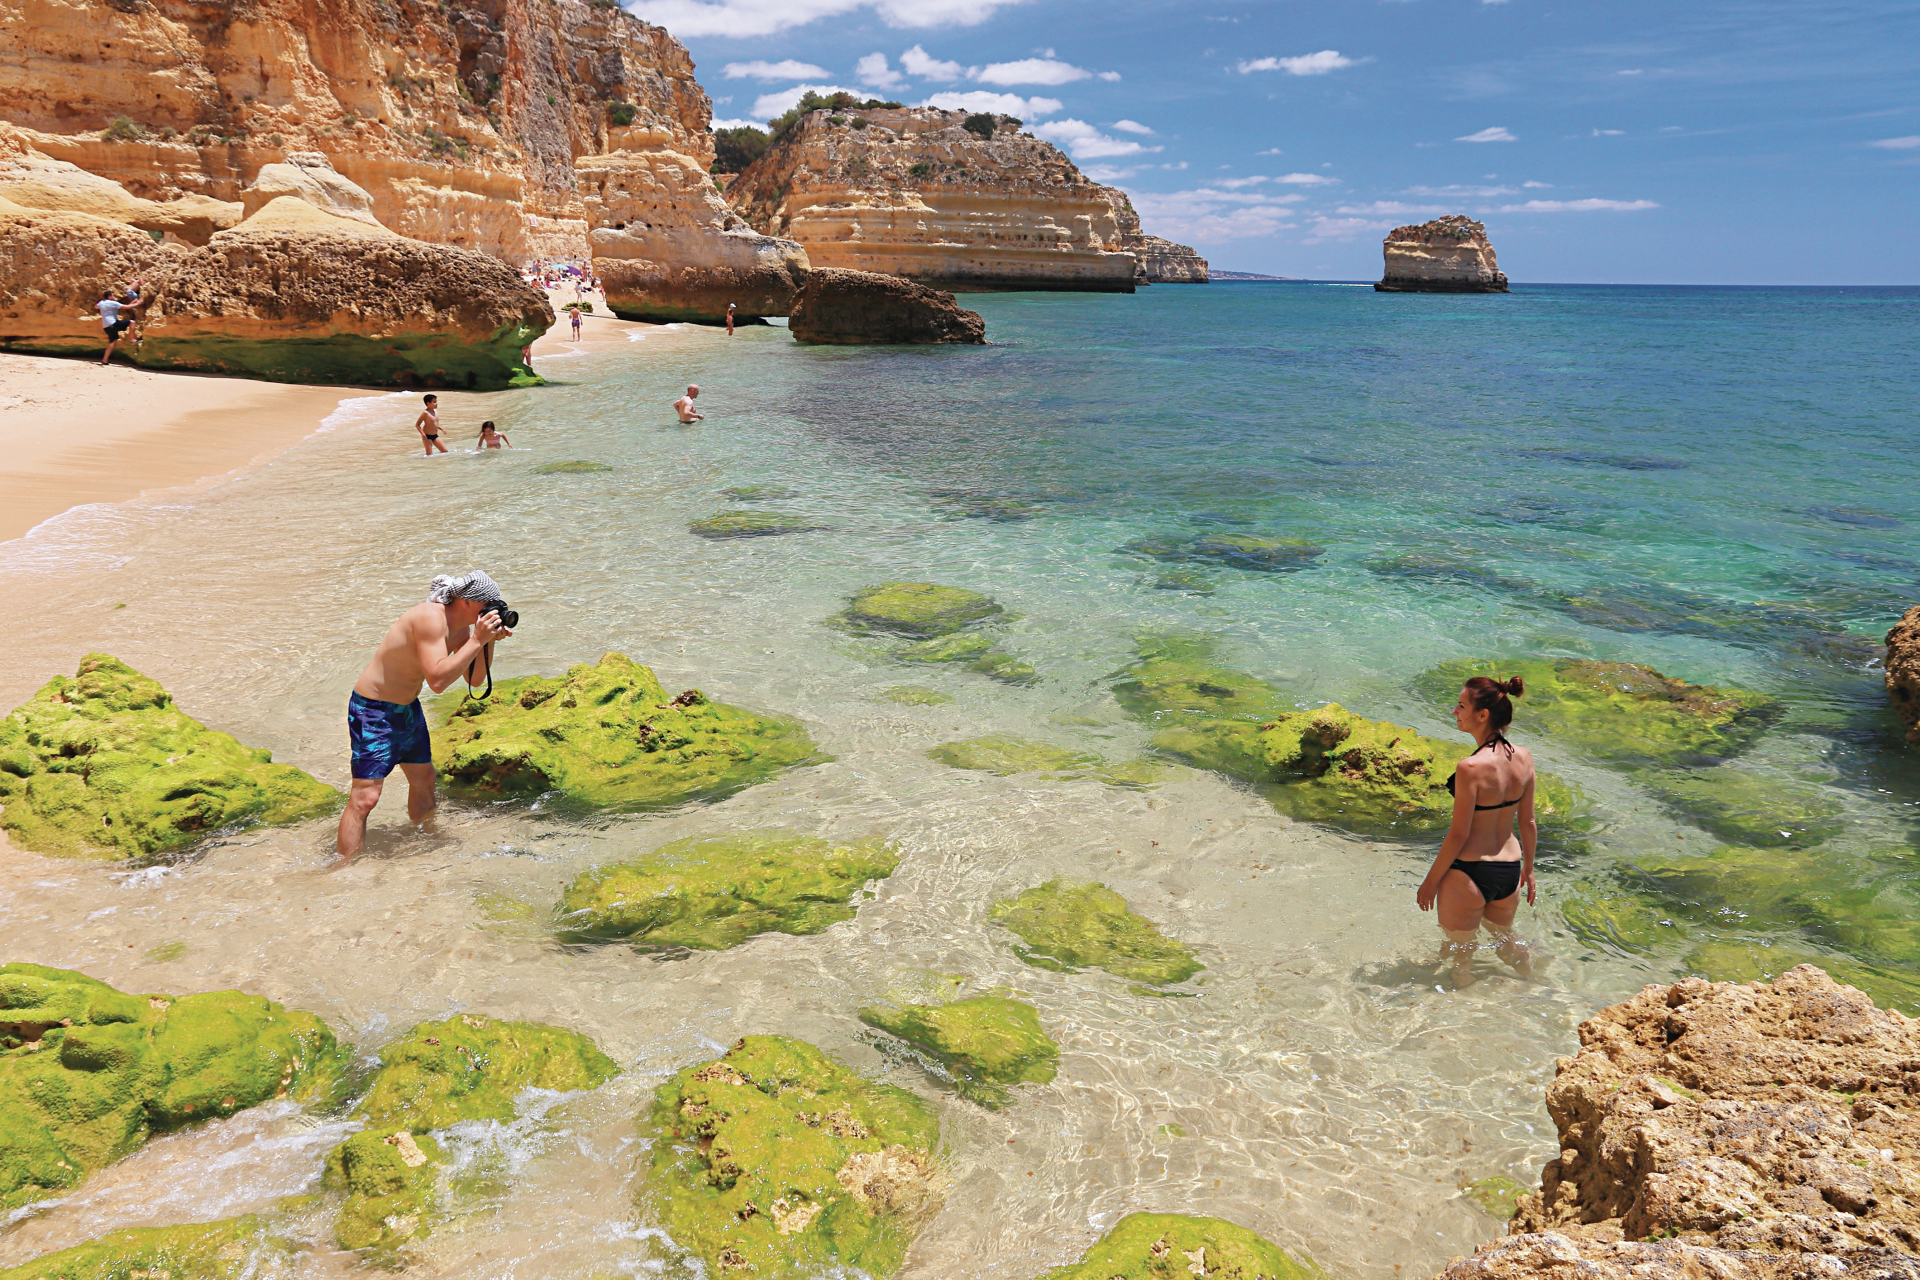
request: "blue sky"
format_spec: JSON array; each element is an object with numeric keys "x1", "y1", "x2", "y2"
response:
[{"x1": 630, "y1": 0, "x2": 1920, "y2": 283}]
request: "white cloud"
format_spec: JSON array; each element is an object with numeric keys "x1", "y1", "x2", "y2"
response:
[
  {"x1": 625, "y1": 0, "x2": 1024, "y2": 39},
  {"x1": 1869, "y1": 135, "x2": 1920, "y2": 149},
  {"x1": 1080, "y1": 164, "x2": 1136, "y2": 180},
  {"x1": 711, "y1": 117, "x2": 762, "y2": 130},
  {"x1": 1618, "y1": 69, "x2": 1642, "y2": 75},
  {"x1": 751, "y1": 83, "x2": 854, "y2": 118},
  {"x1": 1129, "y1": 187, "x2": 1302, "y2": 242},
  {"x1": 1592, "y1": 128, "x2": 1624, "y2": 136},
  {"x1": 1110, "y1": 120, "x2": 1155, "y2": 135},
  {"x1": 1098, "y1": 71, "x2": 1121, "y2": 81},
  {"x1": 1256, "y1": 147, "x2": 1283, "y2": 155},
  {"x1": 976, "y1": 57, "x2": 1094, "y2": 86},
  {"x1": 1276, "y1": 171, "x2": 1338, "y2": 185},
  {"x1": 1301, "y1": 215, "x2": 1393, "y2": 243},
  {"x1": 724, "y1": 59, "x2": 830, "y2": 79},
  {"x1": 1336, "y1": 201, "x2": 1452, "y2": 216},
  {"x1": 922, "y1": 90, "x2": 1061, "y2": 116},
  {"x1": 856, "y1": 52, "x2": 906, "y2": 89},
  {"x1": 1401, "y1": 183, "x2": 1515, "y2": 197},
  {"x1": 1522, "y1": 180, "x2": 1552, "y2": 188},
  {"x1": 900, "y1": 44, "x2": 968, "y2": 80},
  {"x1": 1237, "y1": 50, "x2": 1355, "y2": 76},
  {"x1": 1034, "y1": 118, "x2": 1163, "y2": 159},
  {"x1": 1485, "y1": 198, "x2": 1658, "y2": 212},
  {"x1": 1457, "y1": 126, "x2": 1516, "y2": 143}
]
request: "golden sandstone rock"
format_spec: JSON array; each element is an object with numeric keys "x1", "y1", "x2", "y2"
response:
[
  {"x1": 1100, "y1": 186, "x2": 1209, "y2": 284},
  {"x1": 1376, "y1": 215, "x2": 1510, "y2": 293},
  {"x1": 1886, "y1": 605, "x2": 1920, "y2": 745}
]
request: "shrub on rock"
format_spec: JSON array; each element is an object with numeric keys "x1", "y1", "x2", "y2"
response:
[
  {"x1": 0, "y1": 654, "x2": 339, "y2": 859},
  {"x1": 859, "y1": 995, "x2": 1059, "y2": 1109},
  {"x1": 555, "y1": 830, "x2": 898, "y2": 947},
  {"x1": 431, "y1": 652, "x2": 822, "y2": 811},
  {"x1": 991, "y1": 880, "x2": 1202, "y2": 987},
  {"x1": 1039, "y1": 1212, "x2": 1324, "y2": 1280}
]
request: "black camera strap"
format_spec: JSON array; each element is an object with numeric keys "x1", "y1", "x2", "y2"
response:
[{"x1": 464, "y1": 639, "x2": 494, "y2": 703}]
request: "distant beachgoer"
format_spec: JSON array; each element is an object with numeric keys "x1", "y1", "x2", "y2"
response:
[
  {"x1": 521, "y1": 344, "x2": 534, "y2": 369},
  {"x1": 338, "y1": 570, "x2": 512, "y2": 857},
  {"x1": 96, "y1": 281, "x2": 147, "y2": 366},
  {"x1": 673, "y1": 384, "x2": 704, "y2": 423},
  {"x1": 726, "y1": 302, "x2": 736, "y2": 336},
  {"x1": 570, "y1": 307, "x2": 583, "y2": 339},
  {"x1": 414, "y1": 394, "x2": 447, "y2": 455},
  {"x1": 1415, "y1": 676, "x2": 1538, "y2": 987},
  {"x1": 476, "y1": 421, "x2": 511, "y2": 449}
]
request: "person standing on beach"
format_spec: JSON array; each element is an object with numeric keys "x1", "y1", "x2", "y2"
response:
[
  {"x1": 97, "y1": 281, "x2": 146, "y2": 366},
  {"x1": 673, "y1": 384, "x2": 704, "y2": 423},
  {"x1": 726, "y1": 302, "x2": 736, "y2": 336},
  {"x1": 338, "y1": 570, "x2": 512, "y2": 858},
  {"x1": 415, "y1": 394, "x2": 448, "y2": 455},
  {"x1": 570, "y1": 307, "x2": 583, "y2": 340}
]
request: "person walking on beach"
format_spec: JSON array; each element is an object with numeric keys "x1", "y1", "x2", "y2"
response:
[
  {"x1": 726, "y1": 302, "x2": 736, "y2": 336},
  {"x1": 338, "y1": 570, "x2": 513, "y2": 858},
  {"x1": 570, "y1": 306, "x2": 583, "y2": 340},
  {"x1": 414, "y1": 394, "x2": 448, "y2": 455},
  {"x1": 674, "y1": 384, "x2": 704, "y2": 423},
  {"x1": 97, "y1": 281, "x2": 147, "y2": 366},
  {"x1": 1415, "y1": 675, "x2": 1538, "y2": 987},
  {"x1": 475, "y1": 421, "x2": 511, "y2": 449}
]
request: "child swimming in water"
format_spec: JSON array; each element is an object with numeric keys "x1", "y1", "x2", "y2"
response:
[{"x1": 475, "y1": 421, "x2": 512, "y2": 450}]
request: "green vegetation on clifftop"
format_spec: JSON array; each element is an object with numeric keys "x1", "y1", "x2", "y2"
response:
[
  {"x1": 859, "y1": 995, "x2": 1059, "y2": 1108},
  {"x1": 1038, "y1": 1212, "x2": 1325, "y2": 1280},
  {"x1": 991, "y1": 881, "x2": 1203, "y2": 987},
  {"x1": 0, "y1": 654, "x2": 339, "y2": 859}
]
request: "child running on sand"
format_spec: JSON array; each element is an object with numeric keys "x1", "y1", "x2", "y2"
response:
[{"x1": 475, "y1": 421, "x2": 512, "y2": 450}]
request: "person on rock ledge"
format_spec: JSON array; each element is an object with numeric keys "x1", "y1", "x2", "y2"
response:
[{"x1": 337, "y1": 570, "x2": 513, "y2": 858}]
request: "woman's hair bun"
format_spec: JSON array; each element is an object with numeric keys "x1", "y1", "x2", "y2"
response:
[{"x1": 1501, "y1": 676, "x2": 1525, "y2": 698}]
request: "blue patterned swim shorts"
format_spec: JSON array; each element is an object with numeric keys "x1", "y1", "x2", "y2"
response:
[{"x1": 347, "y1": 692, "x2": 432, "y2": 780}]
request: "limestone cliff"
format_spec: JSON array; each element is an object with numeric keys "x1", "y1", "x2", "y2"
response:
[
  {"x1": 1099, "y1": 186, "x2": 1208, "y2": 284},
  {"x1": 1376, "y1": 215, "x2": 1509, "y2": 293},
  {"x1": 727, "y1": 107, "x2": 1138, "y2": 293},
  {"x1": 1439, "y1": 967, "x2": 1920, "y2": 1280},
  {"x1": 1887, "y1": 606, "x2": 1920, "y2": 746}
]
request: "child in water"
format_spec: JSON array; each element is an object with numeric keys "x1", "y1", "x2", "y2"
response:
[{"x1": 475, "y1": 421, "x2": 512, "y2": 450}]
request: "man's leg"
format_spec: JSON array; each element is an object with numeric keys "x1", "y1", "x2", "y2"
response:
[
  {"x1": 337, "y1": 777, "x2": 384, "y2": 857},
  {"x1": 398, "y1": 762, "x2": 437, "y2": 824},
  {"x1": 101, "y1": 336, "x2": 115, "y2": 365}
]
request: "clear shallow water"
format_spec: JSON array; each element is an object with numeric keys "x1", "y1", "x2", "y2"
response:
[{"x1": 2, "y1": 283, "x2": 1917, "y2": 1278}]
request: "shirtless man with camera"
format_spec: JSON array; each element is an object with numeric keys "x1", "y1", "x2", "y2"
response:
[{"x1": 338, "y1": 570, "x2": 514, "y2": 857}]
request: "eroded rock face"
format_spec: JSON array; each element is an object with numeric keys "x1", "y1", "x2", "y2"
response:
[
  {"x1": 1098, "y1": 185, "x2": 1209, "y2": 284},
  {"x1": 789, "y1": 268, "x2": 986, "y2": 345},
  {"x1": 1377, "y1": 215, "x2": 1509, "y2": 293},
  {"x1": 1887, "y1": 605, "x2": 1920, "y2": 745},
  {"x1": 1442, "y1": 967, "x2": 1920, "y2": 1280},
  {"x1": 240, "y1": 152, "x2": 381, "y2": 225},
  {"x1": 730, "y1": 108, "x2": 1139, "y2": 293}
]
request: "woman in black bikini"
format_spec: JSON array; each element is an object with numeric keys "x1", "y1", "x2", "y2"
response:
[{"x1": 1416, "y1": 675, "x2": 1537, "y2": 986}]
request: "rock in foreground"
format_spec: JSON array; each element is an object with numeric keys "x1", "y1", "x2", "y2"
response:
[
  {"x1": 554, "y1": 830, "x2": 898, "y2": 948},
  {"x1": 638, "y1": 1035, "x2": 943, "y2": 1278},
  {"x1": 860, "y1": 994, "x2": 1059, "y2": 1108},
  {"x1": 431, "y1": 652, "x2": 821, "y2": 812},
  {"x1": 0, "y1": 654, "x2": 339, "y2": 860},
  {"x1": 789, "y1": 268, "x2": 986, "y2": 345},
  {"x1": 1887, "y1": 605, "x2": 1920, "y2": 745},
  {"x1": 1376, "y1": 215, "x2": 1509, "y2": 293},
  {"x1": 1043, "y1": 1212, "x2": 1323, "y2": 1280},
  {"x1": 991, "y1": 880, "x2": 1203, "y2": 987}
]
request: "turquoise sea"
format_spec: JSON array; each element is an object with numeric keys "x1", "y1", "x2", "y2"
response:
[{"x1": 3, "y1": 282, "x2": 1918, "y2": 1278}]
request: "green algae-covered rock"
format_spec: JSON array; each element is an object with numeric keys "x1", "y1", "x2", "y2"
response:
[
  {"x1": 638, "y1": 1035, "x2": 943, "y2": 1279},
  {"x1": 1038, "y1": 1212, "x2": 1324, "y2": 1280},
  {"x1": 1417, "y1": 657, "x2": 1779, "y2": 768},
  {"x1": 326, "y1": 1128, "x2": 444, "y2": 1255},
  {"x1": 965, "y1": 650, "x2": 1039, "y2": 685},
  {"x1": 431, "y1": 652, "x2": 822, "y2": 812},
  {"x1": 1682, "y1": 939, "x2": 1920, "y2": 1018},
  {"x1": 1149, "y1": 568, "x2": 1218, "y2": 595},
  {"x1": 1110, "y1": 635, "x2": 1293, "y2": 725},
  {"x1": 722, "y1": 485, "x2": 799, "y2": 500},
  {"x1": 833, "y1": 583, "x2": 1004, "y2": 637},
  {"x1": 1122, "y1": 532, "x2": 1324, "y2": 572},
  {"x1": 896, "y1": 634, "x2": 1035, "y2": 684},
  {"x1": 0, "y1": 964, "x2": 347, "y2": 1213},
  {"x1": 928, "y1": 736, "x2": 1102, "y2": 778},
  {"x1": 881, "y1": 686, "x2": 952, "y2": 706},
  {"x1": 1560, "y1": 881, "x2": 1679, "y2": 954},
  {"x1": 534, "y1": 460, "x2": 615, "y2": 474},
  {"x1": 1465, "y1": 1175, "x2": 1525, "y2": 1220},
  {"x1": 0, "y1": 1217, "x2": 278, "y2": 1280},
  {"x1": 554, "y1": 830, "x2": 899, "y2": 948},
  {"x1": 1641, "y1": 768, "x2": 1845, "y2": 847},
  {"x1": 0, "y1": 654, "x2": 340, "y2": 860},
  {"x1": 859, "y1": 995, "x2": 1059, "y2": 1109},
  {"x1": 990, "y1": 881, "x2": 1203, "y2": 987},
  {"x1": 688, "y1": 510, "x2": 823, "y2": 539}
]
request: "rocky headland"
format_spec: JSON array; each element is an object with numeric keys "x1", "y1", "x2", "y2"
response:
[
  {"x1": 1376, "y1": 215, "x2": 1509, "y2": 293},
  {"x1": 1886, "y1": 605, "x2": 1920, "y2": 744},
  {"x1": 1101, "y1": 186, "x2": 1209, "y2": 283}
]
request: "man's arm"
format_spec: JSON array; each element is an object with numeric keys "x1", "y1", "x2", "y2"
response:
[{"x1": 413, "y1": 611, "x2": 507, "y2": 694}]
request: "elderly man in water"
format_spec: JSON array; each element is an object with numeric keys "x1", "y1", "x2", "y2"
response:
[
  {"x1": 338, "y1": 570, "x2": 512, "y2": 857},
  {"x1": 673, "y1": 384, "x2": 704, "y2": 423}
]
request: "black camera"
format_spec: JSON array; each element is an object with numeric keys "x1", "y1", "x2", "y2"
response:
[{"x1": 487, "y1": 601, "x2": 519, "y2": 630}]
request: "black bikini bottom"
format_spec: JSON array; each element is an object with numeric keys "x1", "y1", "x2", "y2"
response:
[{"x1": 1451, "y1": 859, "x2": 1521, "y2": 903}]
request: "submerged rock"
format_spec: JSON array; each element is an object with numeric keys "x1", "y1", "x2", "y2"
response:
[
  {"x1": 832, "y1": 582, "x2": 1005, "y2": 637},
  {"x1": 1888, "y1": 605, "x2": 1920, "y2": 745},
  {"x1": 1041, "y1": 1212, "x2": 1324, "y2": 1280},
  {"x1": 1465, "y1": 1175, "x2": 1525, "y2": 1220},
  {"x1": 1641, "y1": 768, "x2": 1845, "y2": 847},
  {"x1": 990, "y1": 880, "x2": 1203, "y2": 987},
  {"x1": 431, "y1": 652, "x2": 821, "y2": 811},
  {"x1": 880, "y1": 686, "x2": 952, "y2": 706},
  {"x1": 554, "y1": 830, "x2": 898, "y2": 947},
  {"x1": 0, "y1": 654, "x2": 339, "y2": 860},
  {"x1": 534, "y1": 460, "x2": 615, "y2": 475},
  {"x1": 789, "y1": 268, "x2": 987, "y2": 345},
  {"x1": 927, "y1": 489, "x2": 1042, "y2": 521},
  {"x1": 1110, "y1": 634, "x2": 1293, "y2": 724},
  {"x1": 722, "y1": 485, "x2": 799, "y2": 500},
  {"x1": 0, "y1": 964, "x2": 347, "y2": 1213},
  {"x1": 688, "y1": 510, "x2": 823, "y2": 539},
  {"x1": 1418, "y1": 657, "x2": 1779, "y2": 769},
  {"x1": 928, "y1": 736, "x2": 1102, "y2": 778},
  {"x1": 1375, "y1": 215, "x2": 1508, "y2": 293},
  {"x1": 859, "y1": 995, "x2": 1059, "y2": 1109},
  {"x1": 0, "y1": 1217, "x2": 277, "y2": 1280},
  {"x1": 1122, "y1": 532, "x2": 1324, "y2": 572},
  {"x1": 637, "y1": 1035, "x2": 943, "y2": 1278}
]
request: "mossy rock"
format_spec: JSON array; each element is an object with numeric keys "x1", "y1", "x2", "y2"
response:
[
  {"x1": 833, "y1": 583, "x2": 1004, "y2": 637},
  {"x1": 1121, "y1": 532, "x2": 1324, "y2": 572},
  {"x1": 637, "y1": 1035, "x2": 943, "y2": 1278},
  {"x1": 990, "y1": 881, "x2": 1202, "y2": 987},
  {"x1": 1096, "y1": 759, "x2": 1171, "y2": 790},
  {"x1": 897, "y1": 633, "x2": 996, "y2": 663},
  {"x1": 1641, "y1": 769, "x2": 1845, "y2": 847},
  {"x1": 722, "y1": 485, "x2": 798, "y2": 500},
  {"x1": 554, "y1": 830, "x2": 899, "y2": 948},
  {"x1": 0, "y1": 1216, "x2": 277, "y2": 1280},
  {"x1": 1038, "y1": 1212, "x2": 1324, "y2": 1280},
  {"x1": 688, "y1": 510, "x2": 823, "y2": 539},
  {"x1": 965, "y1": 650, "x2": 1039, "y2": 685},
  {"x1": 880, "y1": 686, "x2": 952, "y2": 706},
  {"x1": 0, "y1": 964, "x2": 347, "y2": 1213},
  {"x1": 534, "y1": 460, "x2": 614, "y2": 474},
  {"x1": 1110, "y1": 635, "x2": 1293, "y2": 725},
  {"x1": 431, "y1": 652, "x2": 823, "y2": 812},
  {"x1": 326, "y1": 1128, "x2": 444, "y2": 1255},
  {"x1": 1149, "y1": 569, "x2": 1218, "y2": 595},
  {"x1": 928, "y1": 736, "x2": 1102, "y2": 778},
  {"x1": 0, "y1": 654, "x2": 340, "y2": 860},
  {"x1": 1559, "y1": 881, "x2": 1680, "y2": 954},
  {"x1": 859, "y1": 995, "x2": 1059, "y2": 1109},
  {"x1": 1465, "y1": 1175, "x2": 1525, "y2": 1219},
  {"x1": 1683, "y1": 939, "x2": 1920, "y2": 1018},
  {"x1": 1417, "y1": 658, "x2": 1779, "y2": 769}
]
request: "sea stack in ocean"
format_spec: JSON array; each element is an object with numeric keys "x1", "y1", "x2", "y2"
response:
[
  {"x1": 1376, "y1": 215, "x2": 1509, "y2": 293},
  {"x1": 1887, "y1": 605, "x2": 1920, "y2": 744},
  {"x1": 788, "y1": 269, "x2": 986, "y2": 345}
]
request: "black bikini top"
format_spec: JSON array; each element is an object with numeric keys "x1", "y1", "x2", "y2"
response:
[{"x1": 1446, "y1": 734, "x2": 1521, "y2": 809}]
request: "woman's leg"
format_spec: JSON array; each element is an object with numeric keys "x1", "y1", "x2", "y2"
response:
[
  {"x1": 1435, "y1": 870, "x2": 1486, "y2": 986},
  {"x1": 1479, "y1": 891, "x2": 1535, "y2": 978}
]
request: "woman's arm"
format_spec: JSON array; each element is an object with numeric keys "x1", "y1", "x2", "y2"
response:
[
  {"x1": 1417, "y1": 763, "x2": 1477, "y2": 911},
  {"x1": 1517, "y1": 770, "x2": 1539, "y2": 905}
]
